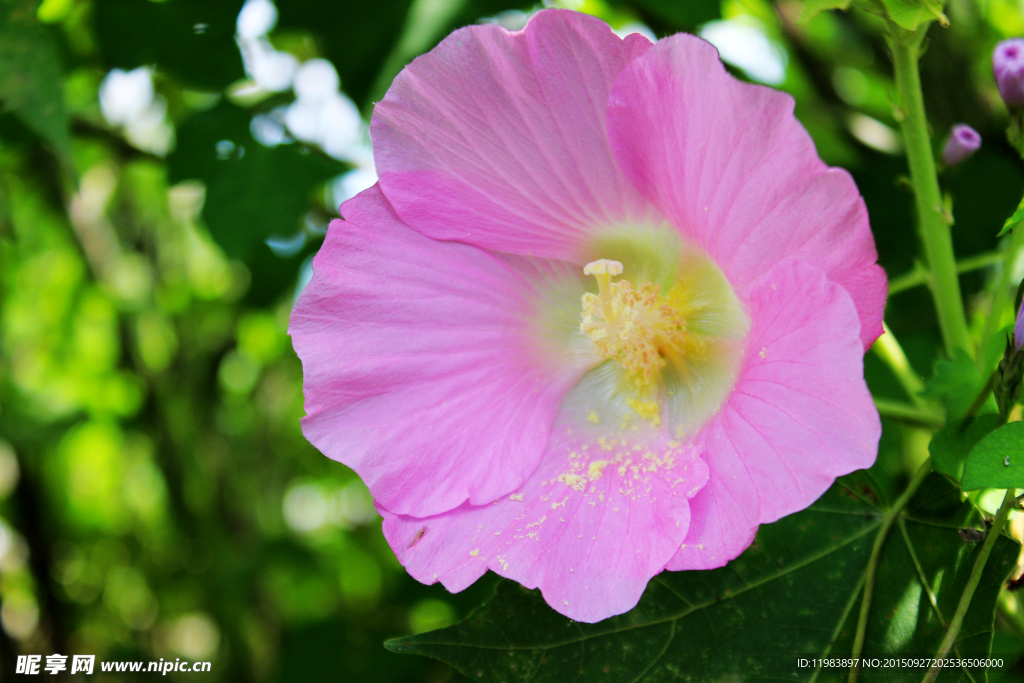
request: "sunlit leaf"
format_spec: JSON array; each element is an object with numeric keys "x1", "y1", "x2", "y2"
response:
[
  {"x1": 877, "y1": 0, "x2": 948, "y2": 31},
  {"x1": 387, "y1": 475, "x2": 1017, "y2": 682},
  {"x1": 799, "y1": 0, "x2": 852, "y2": 24},
  {"x1": 997, "y1": 195, "x2": 1024, "y2": 238},
  {"x1": 962, "y1": 422, "x2": 1024, "y2": 491}
]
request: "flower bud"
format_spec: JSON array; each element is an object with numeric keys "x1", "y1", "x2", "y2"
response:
[
  {"x1": 993, "y1": 38, "x2": 1024, "y2": 108},
  {"x1": 1015, "y1": 291, "x2": 1024, "y2": 350},
  {"x1": 942, "y1": 124, "x2": 981, "y2": 166}
]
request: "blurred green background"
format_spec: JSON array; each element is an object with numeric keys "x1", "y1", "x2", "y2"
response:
[{"x1": 2, "y1": 0, "x2": 1024, "y2": 679}]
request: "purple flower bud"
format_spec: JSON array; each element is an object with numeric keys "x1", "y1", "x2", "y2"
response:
[
  {"x1": 1016, "y1": 298, "x2": 1024, "y2": 350},
  {"x1": 942, "y1": 124, "x2": 981, "y2": 166},
  {"x1": 994, "y1": 38, "x2": 1024, "y2": 108}
]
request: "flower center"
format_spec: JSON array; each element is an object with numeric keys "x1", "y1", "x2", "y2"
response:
[
  {"x1": 567, "y1": 232, "x2": 750, "y2": 439},
  {"x1": 580, "y1": 259, "x2": 687, "y2": 395}
]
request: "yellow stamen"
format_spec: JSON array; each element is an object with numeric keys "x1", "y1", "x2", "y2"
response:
[{"x1": 580, "y1": 260, "x2": 688, "y2": 396}]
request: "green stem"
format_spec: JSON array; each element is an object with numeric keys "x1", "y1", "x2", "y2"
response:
[
  {"x1": 848, "y1": 460, "x2": 933, "y2": 683},
  {"x1": 873, "y1": 322, "x2": 929, "y2": 407},
  {"x1": 888, "y1": 25, "x2": 972, "y2": 357},
  {"x1": 888, "y1": 251, "x2": 1005, "y2": 296},
  {"x1": 873, "y1": 398, "x2": 944, "y2": 427},
  {"x1": 921, "y1": 487, "x2": 1017, "y2": 683}
]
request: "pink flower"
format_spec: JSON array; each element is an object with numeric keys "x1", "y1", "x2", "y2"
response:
[{"x1": 289, "y1": 9, "x2": 885, "y2": 623}]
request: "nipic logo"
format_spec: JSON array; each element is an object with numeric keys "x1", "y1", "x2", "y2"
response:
[{"x1": 15, "y1": 654, "x2": 95, "y2": 675}]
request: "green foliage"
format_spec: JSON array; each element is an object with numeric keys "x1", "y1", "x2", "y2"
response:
[
  {"x1": 930, "y1": 414, "x2": 1002, "y2": 482},
  {"x1": 0, "y1": 0, "x2": 71, "y2": 164},
  {"x1": 622, "y1": 0, "x2": 720, "y2": 31},
  {"x1": 996, "y1": 194, "x2": 1024, "y2": 238},
  {"x1": 800, "y1": 0, "x2": 947, "y2": 31},
  {"x1": 168, "y1": 102, "x2": 343, "y2": 305},
  {"x1": 93, "y1": 0, "x2": 245, "y2": 91},
  {"x1": 2, "y1": 0, "x2": 1024, "y2": 679},
  {"x1": 388, "y1": 474, "x2": 1018, "y2": 682},
  {"x1": 799, "y1": 0, "x2": 852, "y2": 25},
  {"x1": 962, "y1": 422, "x2": 1024, "y2": 491},
  {"x1": 877, "y1": 0, "x2": 948, "y2": 31},
  {"x1": 924, "y1": 349, "x2": 990, "y2": 422}
]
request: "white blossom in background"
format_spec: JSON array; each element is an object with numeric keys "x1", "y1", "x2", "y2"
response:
[
  {"x1": 283, "y1": 59, "x2": 364, "y2": 161},
  {"x1": 236, "y1": 0, "x2": 277, "y2": 40},
  {"x1": 234, "y1": 0, "x2": 366, "y2": 166},
  {"x1": 699, "y1": 19, "x2": 787, "y2": 85},
  {"x1": 99, "y1": 67, "x2": 174, "y2": 155},
  {"x1": 235, "y1": 0, "x2": 297, "y2": 93},
  {"x1": 330, "y1": 144, "x2": 377, "y2": 208}
]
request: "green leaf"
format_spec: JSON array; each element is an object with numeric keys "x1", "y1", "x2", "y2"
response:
[
  {"x1": 799, "y1": 0, "x2": 852, "y2": 24},
  {"x1": 277, "y1": 0, "x2": 415, "y2": 109},
  {"x1": 93, "y1": 0, "x2": 245, "y2": 91},
  {"x1": 627, "y1": 0, "x2": 721, "y2": 30},
  {"x1": 930, "y1": 414, "x2": 1002, "y2": 483},
  {"x1": 925, "y1": 348, "x2": 990, "y2": 421},
  {"x1": 962, "y1": 422, "x2": 1024, "y2": 491},
  {"x1": 877, "y1": 0, "x2": 948, "y2": 31},
  {"x1": 997, "y1": 195, "x2": 1024, "y2": 238},
  {"x1": 0, "y1": 0, "x2": 71, "y2": 163},
  {"x1": 387, "y1": 475, "x2": 1018, "y2": 682},
  {"x1": 167, "y1": 102, "x2": 344, "y2": 305}
]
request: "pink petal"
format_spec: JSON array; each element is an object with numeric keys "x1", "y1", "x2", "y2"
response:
[
  {"x1": 667, "y1": 260, "x2": 880, "y2": 571},
  {"x1": 289, "y1": 185, "x2": 594, "y2": 517},
  {"x1": 380, "y1": 397, "x2": 710, "y2": 623},
  {"x1": 371, "y1": 9, "x2": 655, "y2": 261},
  {"x1": 606, "y1": 33, "x2": 886, "y2": 350}
]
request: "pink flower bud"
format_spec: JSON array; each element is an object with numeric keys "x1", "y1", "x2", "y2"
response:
[
  {"x1": 993, "y1": 38, "x2": 1024, "y2": 108},
  {"x1": 942, "y1": 124, "x2": 981, "y2": 166}
]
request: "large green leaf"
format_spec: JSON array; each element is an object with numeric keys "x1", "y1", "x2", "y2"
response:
[
  {"x1": 962, "y1": 422, "x2": 1024, "y2": 492},
  {"x1": 0, "y1": 0, "x2": 71, "y2": 163},
  {"x1": 387, "y1": 474, "x2": 1018, "y2": 682}
]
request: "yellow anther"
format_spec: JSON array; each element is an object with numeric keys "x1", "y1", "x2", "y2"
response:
[{"x1": 580, "y1": 260, "x2": 688, "y2": 400}]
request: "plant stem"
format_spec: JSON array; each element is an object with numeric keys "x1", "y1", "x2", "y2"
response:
[
  {"x1": 888, "y1": 251, "x2": 1005, "y2": 296},
  {"x1": 849, "y1": 460, "x2": 933, "y2": 683},
  {"x1": 873, "y1": 322, "x2": 929, "y2": 407},
  {"x1": 921, "y1": 487, "x2": 1017, "y2": 683},
  {"x1": 888, "y1": 25, "x2": 972, "y2": 358},
  {"x1": 873, "y1": 398, "x2": 944, "y2": 427}
]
